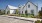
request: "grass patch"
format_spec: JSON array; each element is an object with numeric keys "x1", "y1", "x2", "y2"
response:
[
  {"x1": 20, "y1": 14, "x2": 35, "y2": 18},
  {"x1": 9, "y1": 14, "x2": 36, "y2": 18}
]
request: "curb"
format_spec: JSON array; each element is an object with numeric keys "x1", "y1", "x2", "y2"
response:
[{"x1": 0, "y1": 15, "x2": 42, "y2": 21}]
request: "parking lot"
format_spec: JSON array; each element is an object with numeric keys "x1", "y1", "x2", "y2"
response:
[{"x1": 0, "y1": 15, "x2": 34, "y2": 23}]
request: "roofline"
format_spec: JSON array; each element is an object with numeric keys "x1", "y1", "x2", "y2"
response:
[
  {"x1": 10, "y1": 9, "x2": 18, "y2": 10},
  {"x1": 5, "y1": 5, "x2": 8, "y2": 10},
  {"x1": 23, "y1": 1, "x2": 38, "y2": 8},
  {"x1": 29, "y1": 1, "x2": 37, "y2": 7}
]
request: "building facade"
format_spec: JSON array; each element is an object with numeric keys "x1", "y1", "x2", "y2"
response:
[
  {"x1": 5, "y1": 1, "x2": 38, "y2": 16},
  {"x1": 18, "y1": 1, "x2": 38, "y2": 16},
  {"x1": 5, "y1": 5, "x2": 18, "y2": 14}
]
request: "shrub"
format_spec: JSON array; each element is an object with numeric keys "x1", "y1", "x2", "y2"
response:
[
  {"x1": 25, "y1": 10, "x2": 28, "y2": 16},
  {"x1": 39, "y1": 10, "x2": 42, "y2": 19},
  {"x1": 35, "y1": 20, "x2": 41, "y2": 23},
  {"x1": 31, "y1": 14, "x2": 34, "y2": 16},
  {"x1": 15, "y1": 9, "x2": 18, "y2": 14},
  {"x1": 41, "y1": 20, "x2": 42, "y2": 23},
  {"x1": 20, "y1": 14, "x2": 25, "y2": 17}
]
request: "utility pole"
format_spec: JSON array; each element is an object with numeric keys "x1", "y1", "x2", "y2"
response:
[{"x1": 41, "y1": 7, "x2": 42, "y2": 11}]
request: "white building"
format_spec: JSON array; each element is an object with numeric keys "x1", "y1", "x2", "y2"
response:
[
  {"x1": 5, "y1": 1, "x2": 38, "y2": 16},
  {"x1": 5, "y1": 5, "x2": 18, "y2": 14},
  {"x1": 18, "y1": 1, "x2": 38, "y2": 16}
]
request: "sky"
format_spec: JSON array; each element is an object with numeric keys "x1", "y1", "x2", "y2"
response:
[{"x1": 0, "y1": 0, "x2": 42, "y2": 11}]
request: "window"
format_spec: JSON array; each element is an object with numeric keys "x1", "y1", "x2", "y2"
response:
[
  {"x1": 25, "y1": 10, "x2": 27, "y2": 14},
  {"x1": 7, "y1": 10, "x2": 10, "y2": 14},
  {"x1": 31, "y1": 10, "x2": 34, "y2": 14},
  {"x1": 22, "y1": 11, "x2": 23, "y2": 14},
  {"x1": 19, "y1": 7, "x2": 21, "y2": 8},
  {"x1": 28, "y1": 5, "x2": 30, "y2": 8}
]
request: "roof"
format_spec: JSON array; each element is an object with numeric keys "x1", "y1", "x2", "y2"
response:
[
  {"x1": 23, "y1": 1, "x2": 38, "y2": 8},
  {"x1": 8, "y1": 5, "x2": 18, "y2": 9}
]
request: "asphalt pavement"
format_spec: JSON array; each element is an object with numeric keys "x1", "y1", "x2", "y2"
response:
[{"x1": 0, "y1": 15, "x2": 34, "y2": 23}]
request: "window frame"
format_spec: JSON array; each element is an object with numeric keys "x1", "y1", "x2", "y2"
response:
[
  {"x1": 31, "y1": 10, "x2": 34, "y2": 14},
  {"x1": 28, "y1": 4, "x2": 30, "y2": 8}
]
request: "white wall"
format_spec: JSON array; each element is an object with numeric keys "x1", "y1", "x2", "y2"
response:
[
  {"x1": 20, "y1": 2, "x2": 38, "y2": 16},
  {"x1": 5, "y1": 5, "x2": 18, "y2": 14},
  {"x1": 19, "y1": 6, "x2": 24, "y2": 14},
  {"x1": 5, "y1": 7, "x2": 10, "y2": 14},
  {"x1": 10, "y1": 10, "x2": 15, "y2": 14}
]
